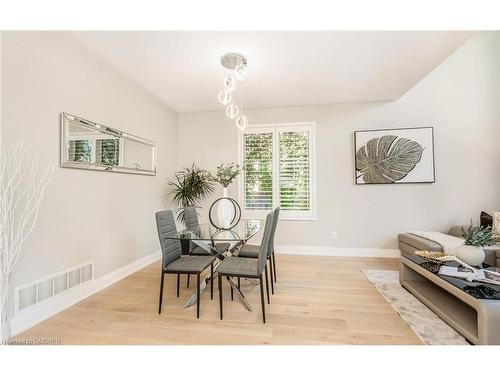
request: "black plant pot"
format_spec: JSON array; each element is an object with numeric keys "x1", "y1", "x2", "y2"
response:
[{"x1": 180, "y1": 238, "x2": 191, "y2": 255}]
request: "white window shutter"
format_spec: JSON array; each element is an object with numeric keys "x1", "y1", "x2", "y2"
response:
[
  {"x1": 242, "y1": 132, "x2": 274, "y2": 210},
  {"x1": 96, "y1": 138, "x2": 120, "y2": 166},
  {"x1": 68, "y1": 140, "x2": 92, "y2": 163},
  {"x1": 278, "y1": 129, "x2": 311, "y2": 211}
]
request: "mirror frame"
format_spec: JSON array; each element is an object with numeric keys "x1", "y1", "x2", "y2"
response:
[{"x1": 60, "y1": 112, "x2": 157, "y2": 176}]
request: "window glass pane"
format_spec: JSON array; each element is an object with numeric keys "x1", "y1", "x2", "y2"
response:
[
  {"x1": 68, "y1": 140, "x2": 92, "y2": 163},
  {"x1": 279, "y1": 131, "x2": 310, "y2": 211},
  {"x1": 243, "y1": 132, "x2": 273, "y2": 210}
]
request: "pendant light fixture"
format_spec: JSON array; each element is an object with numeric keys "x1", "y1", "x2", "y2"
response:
[
  {"x1": 218, "y1": 90, "x2": 232, "y2": 105},
  {"x1": 219, "y1": 53, "x2": 248, "y2": 130}
]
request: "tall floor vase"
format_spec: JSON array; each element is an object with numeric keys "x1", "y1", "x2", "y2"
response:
[
  {"x1": 0, "y1": 277, "x2": 11, "y2": 342},
  {"x1": 217, "y1": 187, "x2": 235, "y2": 228}
]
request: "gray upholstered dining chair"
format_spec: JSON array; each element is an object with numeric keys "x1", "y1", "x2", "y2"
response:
[
  {"x1": 183, "y1": 206, "x2": 230, "y2": 288},
  {"x1": 216, "y1": 211, "x2": 274, "y2": 323},
  {"x1": 237, "y1": 206, "x2": 280, "y2": 294},
  {"x1": 156, "y1": 210, "x2": 216, "y2": 318}
]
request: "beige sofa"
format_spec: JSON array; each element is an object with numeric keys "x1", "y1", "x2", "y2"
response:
[{"x1": 399, "y1": 226, "x2": 500, "y2": 267}]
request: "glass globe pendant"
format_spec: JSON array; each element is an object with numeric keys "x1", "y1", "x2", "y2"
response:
[
  {"x1": 223, "y1": 75, "x2": 235, "y2": 92},
  {"x1": 226, "y1": 103, "x2": 239, "y2": 119},
  {"x1": 218, "y1": 90, "x2": 232, "y2": 105},
  {"x1": 235, "y1": 64, "x2": 247, "y2": 81},
  {"x1": 235, "y1": 115, "x2": 247, "y2": 130}
]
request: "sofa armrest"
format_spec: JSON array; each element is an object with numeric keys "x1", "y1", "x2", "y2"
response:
[{"x1": 398, "y1": 233, "x2": 443, "y2": 253}]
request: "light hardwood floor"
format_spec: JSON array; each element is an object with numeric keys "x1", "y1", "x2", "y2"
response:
[{"x1": 15, "y1": 254, "x2": 421, "y2": 344}]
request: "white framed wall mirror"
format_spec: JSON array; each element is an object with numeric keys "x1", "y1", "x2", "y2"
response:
[{"x1": 60, "y1": 113, "x2": 157, "y2": 176}]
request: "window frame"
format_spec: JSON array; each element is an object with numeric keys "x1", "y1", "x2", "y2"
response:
[{"x1": 238, "y1": 122, "x2": 317, "y2": 221}]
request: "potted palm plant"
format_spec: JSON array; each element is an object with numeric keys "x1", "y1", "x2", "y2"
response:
[
  {"x1": 168, "y1": 164, "x2": 215, "y2": 224},
  {"x1": 168, "y1": 164, "x2": 214, "y2": 254}
]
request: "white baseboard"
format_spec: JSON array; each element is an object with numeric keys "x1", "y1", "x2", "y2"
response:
[
  {"x1": 276, "y1": 245, "x2": 400, "y2": 258},
  {"x1": 10, "y1": 252, "x2": 161, "y2": 337}
]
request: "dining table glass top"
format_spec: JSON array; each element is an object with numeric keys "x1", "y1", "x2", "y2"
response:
[{"x1": 168, "y1": 219, "x2": 264, "y2": 242}]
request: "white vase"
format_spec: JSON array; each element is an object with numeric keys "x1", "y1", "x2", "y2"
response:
[
  {"x1": 0, "y1": 316, "x2": 10, "y2": 343},
  {"x1": 455, "y1": 245, "x2": 485, "y2": 267},
  {"x1": 0, "y1": 278, "x2": 11, "y2": 342},
  {"x1": 217, "y1": 187, "x2": 235, "y2": 228}
]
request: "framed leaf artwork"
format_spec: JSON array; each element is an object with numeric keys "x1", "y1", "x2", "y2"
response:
[{"x1": 354, "y1": 126, "x2": 435, "y2": 184}]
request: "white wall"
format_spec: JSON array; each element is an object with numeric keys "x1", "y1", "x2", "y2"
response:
[
  {"x1": 177, "y1": 31, "x2": 500, "y2": 252},
  {"x1": 0, "y1": 31, "x2": 2, "y2": 139},
  {"x1": 1, "y1": 32, "x2": 177, "y2": 318}
]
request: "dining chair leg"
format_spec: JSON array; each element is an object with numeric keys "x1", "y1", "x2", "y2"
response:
[
  {"x1": 272, "y1": 253, "x2": 277, "y2": 282},
  {"x1": 231, "y1": 284, "x2": 233, "y2": 301},
  {"x1": 238, "y1": 277, "x2": 240, "y2": 289},
  {"x1": 264, "y1": 265, "x2": 270, "y2": 304},
  {"x1": 268, "y1": 257, "x2": 274, "y2": 295},
  {"x1": 218, "y1": 274, "x2": 223, "y2": 320},
  {"x1": 210, "y1": 263, "x2": 214, "y2": 300},
  {"x1": 176, "y1": 274, "x2": 180, "y2": 298},
  {"x1": 187, "y1": 274, "x2": 190, "y2": 288},
  {"x1": 158, "y1": 271, "x2": 165, "y2": 315},
  {"x1": 259, "y1": 275, "x2": 266, "y2": 324},
  {"x1": 196, "y1": 273, "x2": 200, "y2": 319}
]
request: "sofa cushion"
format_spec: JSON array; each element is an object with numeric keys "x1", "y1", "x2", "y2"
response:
[
  {"x1": 480, "y1": 211, "x2": 493, "y2": 228},
  {"x1": 492, "y1": 212, "x2": 500, "y2": 238},
  {"x1": 447, "y1": 226, "x2": 465, "y2": 238}
]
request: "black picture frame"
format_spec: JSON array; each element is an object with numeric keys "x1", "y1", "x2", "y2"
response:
[{"x1": 354, "y1": 126, "x2": 435, "y2": 185}]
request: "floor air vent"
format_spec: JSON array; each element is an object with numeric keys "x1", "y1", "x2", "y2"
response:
[{"x1": 14, "y1": 261, "x2": 94, "y2": 314}]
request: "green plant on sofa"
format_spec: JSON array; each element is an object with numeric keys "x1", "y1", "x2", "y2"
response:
[
  {"x1": 462, "y1": 223, "x2": 497, "y2": 247},
  {"x1": 168, "y1": 164, "x2": 214, "y2": 224}
]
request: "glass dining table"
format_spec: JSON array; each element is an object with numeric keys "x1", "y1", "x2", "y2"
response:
[{"x1": 165, "y1": 219, "x2": 264, "y2": 311}]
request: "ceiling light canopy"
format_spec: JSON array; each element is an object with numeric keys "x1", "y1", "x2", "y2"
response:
[{"x1": 221, "y1": 53, "x2": 247, "y2": 70}]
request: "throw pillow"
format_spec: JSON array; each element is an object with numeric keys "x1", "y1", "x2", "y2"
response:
[
  {"x1": 480, "y1": 211, "x2": 493, "y2": 227},
  {"x1": 492, "y1": 212, "x2": 500, "y2": 239}
]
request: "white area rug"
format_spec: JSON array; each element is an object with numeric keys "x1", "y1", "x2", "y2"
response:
[{"x1": 361, "y1": 269, "x2": 469, "y2": 345}]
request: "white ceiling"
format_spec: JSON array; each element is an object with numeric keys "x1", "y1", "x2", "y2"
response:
[{"x1": 70, "y1": 31, "x2": 474, "y2": 113}]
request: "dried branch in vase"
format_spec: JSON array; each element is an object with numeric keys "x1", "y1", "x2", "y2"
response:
[{"x1": 0, "y1": 142, "x2": 54, "y2": 340}]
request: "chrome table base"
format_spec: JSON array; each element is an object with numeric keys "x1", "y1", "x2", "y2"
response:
[{"x1": 183, "y1": 239, "x2": 253, "y2": 312}]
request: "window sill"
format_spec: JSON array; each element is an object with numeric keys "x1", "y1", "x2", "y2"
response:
[{"x1": 242, "y1": 216, "x2": 318, "y2": 222}]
